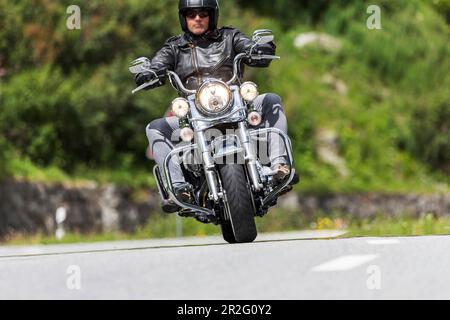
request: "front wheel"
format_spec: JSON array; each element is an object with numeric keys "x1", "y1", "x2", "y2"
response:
[{"x1": 219, "y1": 164, "x2": 257, "y2": 243}]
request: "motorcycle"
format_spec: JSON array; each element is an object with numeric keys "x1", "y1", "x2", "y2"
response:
[{"x1": 129, "y1": 30, "x2": 296, "y2": 243}]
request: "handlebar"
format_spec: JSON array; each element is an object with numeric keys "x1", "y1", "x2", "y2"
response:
[
  {"x1": 226, "y1": 53, "x2": 280, "y2": 85},
  {"x1": 132, "y1": 53, "x2": 280, "y2": 95},
  {"x1": 167, "y1": 71, "x2": 196, "y2": 95}
]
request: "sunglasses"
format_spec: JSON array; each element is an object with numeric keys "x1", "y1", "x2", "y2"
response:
[{"x1": 185, "y1": 10, "x2": 209, "y2": 19}]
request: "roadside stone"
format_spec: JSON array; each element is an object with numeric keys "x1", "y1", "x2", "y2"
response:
[
  {"x1": 0, "y1": 179, "x2": 158, "y2": 238},
  {"x1": 294, "y1": 32, "x2": 342, "y2": 52},
  {"x1": 316, "y1": 128, "x2": 349, "y2": 177}
]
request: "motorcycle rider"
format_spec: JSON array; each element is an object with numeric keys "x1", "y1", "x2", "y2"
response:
[{"x1": 135, "y1": 0, "x2": 294, "y2": 212}]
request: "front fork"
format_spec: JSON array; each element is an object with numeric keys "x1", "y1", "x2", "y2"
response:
[
  {"x1": 196, "y1": 121, "x2": 262, "y2": 204},
  {"x1": 238, "y1": 122, "x2": 263, "y2": 191},
  {"x1": 196, "y1": 130, "x2": 221, "y2": 202}
]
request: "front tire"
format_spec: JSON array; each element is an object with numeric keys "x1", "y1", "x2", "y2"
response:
[
  {"x1": 220, "y1": 222, "x2": 237, "y2": 244},
  {"x1": 219, "y1": 164, "x2": 257, "y2": 243}
]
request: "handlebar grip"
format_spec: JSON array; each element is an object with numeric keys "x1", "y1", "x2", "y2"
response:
[
  {"x1": 249, "y1": 55, "x2": 280, "y2": 60},
  {"x1": 132, "y1": 77, "x2": 160, "y2": 94}
]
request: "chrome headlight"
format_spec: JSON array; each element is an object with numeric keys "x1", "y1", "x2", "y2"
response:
[
  {"x1": 240, "y1": 82, "x2": 259, "y2": 102},
  {"x1": 171, "y1": 98, "x2": 190, "y2": 118},
  {"x1": 196, "y1": 80, "x2": 232, "y2": 116}
]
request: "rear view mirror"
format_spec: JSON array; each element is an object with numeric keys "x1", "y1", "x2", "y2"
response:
[
  {"x1": 252, "y1": 29, "x2": 274, "y2": 45},
  {"x1": 129, "y1": 57, "x2": 152, "y2": 74}
]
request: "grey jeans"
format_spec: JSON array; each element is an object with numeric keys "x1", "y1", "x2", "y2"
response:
[{"x1": 146, "y1": 93, "x2": 288, "y2": 185}]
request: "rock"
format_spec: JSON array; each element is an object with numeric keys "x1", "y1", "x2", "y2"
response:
[
  {"x1": 278, "y1": 192, "x2": 300, "y2": 211},
  {"x1": 298, "y1": 193, "x2": 450, "y2": 219},
  {"x1": 294, "y1": 32, "x2": 342, "y2": 52},
  {"x1": 99, "y1": 185, "x2": 121, "y2": 232},
  {"x1": 315, "y1": 128, "x2": 349, "y2": 177},
  {"x1": 0, "y1": 179, "x2": 158, "y2": 239},
  {"x1": 321, "y1": 73, "x2": 348, "y2": 96}
]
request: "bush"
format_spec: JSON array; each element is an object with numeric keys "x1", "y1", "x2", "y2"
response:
[
  {"x1": 0, "y1": 137, "x2": 9, "y2": 180},
  {"x1": 0, "y1": 0, "x2": 448, "y2": 191},
  {"x1": 410, "y1": 92, "x2": 450, "y2": 173}
]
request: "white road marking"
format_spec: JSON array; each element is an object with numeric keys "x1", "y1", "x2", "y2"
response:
[
  {"x1": 312, "y1": 254, "x2": 379, "y2": 272},
  {"x1": 366, "y1": 239, "x2": 400, "y2": 245}
]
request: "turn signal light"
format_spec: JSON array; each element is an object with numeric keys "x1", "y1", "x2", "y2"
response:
[{"x1": 247, "y1": 111, "x2": 262, "y2": 126}]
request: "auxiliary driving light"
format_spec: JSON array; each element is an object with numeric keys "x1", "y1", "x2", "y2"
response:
[
  {"x1": 171, "y1": 98, "x2": 190, "y2": 118},
  {"x1": 240, "y1": 82, "x2": 259, "y2": 102}
]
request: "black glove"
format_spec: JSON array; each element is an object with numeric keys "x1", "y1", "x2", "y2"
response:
[
  {"x1": 135, "y1": 72, "x2": 155, "y2": 86},
  {"x1": 245, "y1": 42, "x2": 276, "y2": 68},
  {"x1": 134, "y1": 70, "x2": 166, "y2": 90}
]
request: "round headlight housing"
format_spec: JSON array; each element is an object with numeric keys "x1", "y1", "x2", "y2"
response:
[
  {"x1": 240, "y1": 82, "x2": 259, "y2": 102},
  {"x1": 196, "y1": 80, "x2": 232, "y2": 116},
  {"x1": 171, "y1": 98, "x2": 190, "y2": 118}
]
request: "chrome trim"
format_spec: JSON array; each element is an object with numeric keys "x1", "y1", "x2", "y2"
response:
[
  {"x1": 249, "y1": 128, "x2": 296, "y2": 207},
  {"x1": 196, "y1": 130, "x2": 220, "y2": 202},
  {"x1": 226, "y1": 53, "x2": 280, "y2": 85},
  {"x1": 167, "y1": 71, "x2": 196, "y2": 95},
  {"x1": 163, "y1": 144, "x2": 215, "y2": 217},
  {"x1": 189, "y1": 88, "x2": 247, "y2": 131},
  {"x1": 211, "y1": 134, "x2": 243, "y2": 160},
  {"x1": 195, "y1": 80, "x2": 233, "y2": 117},
  {"x1": 153, "y1": 165, "x2": 168, "y2": 200},
  {"x1": 190, "y1": 107, "x2": 246, "y2": 122},
  {"x1": 227, "y1": 53, "x2": 247, "y2": 85},
  {"x1": 238, "y1": 122, "x2": 263, "y2": 191}
]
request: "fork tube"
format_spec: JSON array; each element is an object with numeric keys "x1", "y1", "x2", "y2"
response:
[
  {"x1": 196, "y1": 130, "x2": 220, "y2": 202},
  {"x1": 238, "y1": 121, "x2": 263, "y2": 191}
]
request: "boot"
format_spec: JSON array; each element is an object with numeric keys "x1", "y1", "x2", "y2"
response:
[{"x1": 161, "y1": 182, "x2": 194, "y2": 213}]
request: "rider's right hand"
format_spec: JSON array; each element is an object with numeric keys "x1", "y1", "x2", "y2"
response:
[{"x1": 135, "y1": 72, "x2": 156, "y2": 87}]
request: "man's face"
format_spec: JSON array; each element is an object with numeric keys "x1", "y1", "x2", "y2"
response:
[{"x1": 185, "y1": 9, "x2": 210, "y2": 35}]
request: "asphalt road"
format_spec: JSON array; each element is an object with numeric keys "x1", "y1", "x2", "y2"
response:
[{"x1": 1, "y1": 230, "x2": 450, "y2": 300}]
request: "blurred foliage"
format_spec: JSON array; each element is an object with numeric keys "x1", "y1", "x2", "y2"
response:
[
  {"x1": 237, "y1": 0, "x2": 337, "y2": 28},
  {"x1": 345, "y1": 213, "x2": 450, "y2": 237},
  {"x1": 5, "y1": 210, "x2": 450, "y2": 245},
  {"x1": 0, "y1": 135, "x2": 9, "y2": 179},
  {"x1": 411, "y1": 91, "x2": 450, "y2": 173},
  {"x1": 432, "y1": 0, "x2": 450, "y2": 21},
  {"x1": 0, "y1": 0, "x2": 448, "y2": 191}
]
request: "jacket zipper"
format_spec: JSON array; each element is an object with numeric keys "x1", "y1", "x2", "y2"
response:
[
  {"x1": 209, "y1": 54, "x2": 230, "y2": 75},
  {"x1": 190, "y1": 43, "x2": 202, "y2": 85}
]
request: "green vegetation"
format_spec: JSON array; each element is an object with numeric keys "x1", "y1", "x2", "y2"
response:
[
  {"x1": 7, "y1": 156, "x2": 157, "y2": 188},
  {"x1": 0, "y1": 209, "x2": 329, "y2": 245},
  {"x1": 1, "y1": 0, "x2": 448, "y2": 193},
  {"x1": 344, "y1": 214, "x2": 450, "y2": 237},
  {"x1": 4, "y1": 210, "x2": 450, "y2": 245}
]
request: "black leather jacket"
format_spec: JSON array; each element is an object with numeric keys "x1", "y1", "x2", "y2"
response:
[{"x1": 135, "y1": 27, "x2": 276, "y2": 91}]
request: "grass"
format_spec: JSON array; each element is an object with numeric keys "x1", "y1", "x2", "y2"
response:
[
  {"x1": 4, "y1": 210, "x2": 449, "y2": 246},
  {"x1": 343, "y1": 213, "x2": 450, "y2": 238},
  {"x1": 4, "y1": 157, "x2": 157, "y2": 189}
]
